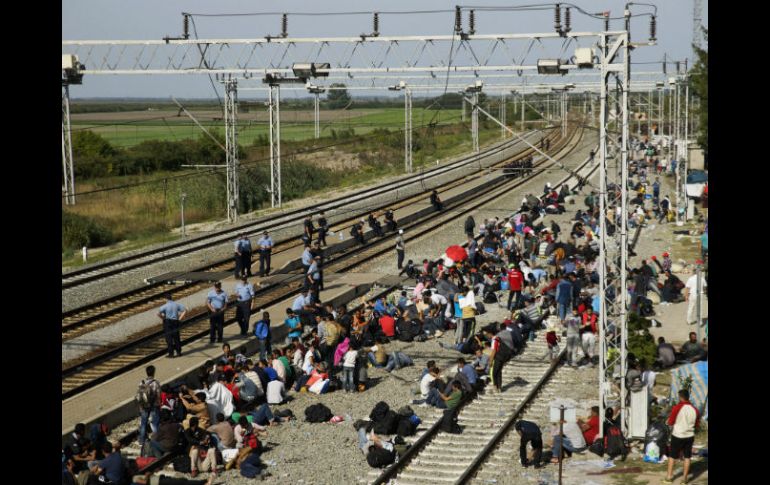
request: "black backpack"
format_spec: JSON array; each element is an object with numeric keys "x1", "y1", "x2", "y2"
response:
[
  {"x1": 475, "y1": 302, "x2": 486, "y2": 314},
  {"x1": 369, "y1": 401, "x2": 390, "y2": 422},
  {"x1": 304, "y1": 403, "x2": 333, "y2": 423},
  {"x1": 172, "y1": 455, "x2": 191, "y2": 473},
  {"x1": 396, "y1": 320, "x2": 414, "y2": 342},
  {"x1": 439, "y1": 408, "x2": 462, "y2": 434},
  {"x1": 483, "y1": 292, "x2": 498, "y2": 304},
  {"x1": 604, "y1": 425, "x2": 627, "y2": 459},
  {"x1": 396, "y1": 417, "x2": 417, "y2": 437},
  {"x1": 373, "y1": 410, "x2": 399, "y2": 435},
  {"x1": 366, "y1": 446, "x2": 396, "y2": 468}
]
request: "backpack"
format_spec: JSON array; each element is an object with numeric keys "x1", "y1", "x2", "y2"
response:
[
  {"x1": 366, "y1": 446, "x2": 396, "y2": 468},
  {"x1": 483, "y1": 292, "x2": 498, "y2": 304},
  {"x1": 396, "y1": 417, "x2": 417, "y2": 437},
  {"x1": 135, "y1": 379, "x2": 158, "y2": 410},
  {"x1": 604, "y1": 426, "x2": 627, "y2": 459},
  {"x1": 373, "y1": 410, "x2": 399, "y2": 435},
  {"x1": 304, "y1": 403, "x2": 333, "y2": 423},
  {"x1": 172, "y1": 455, "x2": 191, "y2": 473},
  {"x1": 439, "y1": 408, "x2": 462, "y2": 434},
  {"x1": 396, "y1": 320, "x2": 414, "y2": 342}
]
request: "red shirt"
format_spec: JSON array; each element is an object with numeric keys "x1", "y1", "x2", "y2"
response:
[
  {"x1": 225, "y1": 382, "x2": 240, "y2": 402},
  {"x1": 583, "y1": 415, "x2": 600, "y2": 444},
  {"x1": 541, "y1": 279, "x2": 559, "y2": 295},
  {"x1": 379, "y1": 315, "x2": 396, "y2": 337},
  {"x1": 582, "y1": 313, "x2": 598, "y2": 333},
  {"x1": 507, "y1": 269, "x2": 524, "y2": 291}
]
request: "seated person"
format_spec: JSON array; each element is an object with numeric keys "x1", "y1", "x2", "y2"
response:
[
  {"x1": 679, "y1": 332, "x2": 706, "y2": 362},
  {"x1": 266, "y1": 377, "x2": 286, "y2": 404},
  {"x1": 366, "y1": 338, "x2": 389, "y2": 368},
  {"x1": 549, "y1": 419, "x2": 587, "y2": 463},
  {"x1": 185, "y1": 417, "x2": 217, "y2": 478},
  {"x1": 426, "y1": 380, "x2": 463, "y2": 409},
  {"x1": 150, "y1": 410, "x2": 182, "y2": 457},
  {"x1": 655, "y1": 337, "x2": 676, "y2": 369},
  {"x1": 179, "y1": 390, "x2": 211, "y2": 430},
  {"x1": 661, "y1": 270, "x2": 684, "y2": 302},
  {"x1": 207, "y1": 413, "x2": 235, "y2": 452},
  {"x1": 577, "y1": 406, "x2": 600, "y2": 445},
  {"x1": 385, "y1": 350, "x2": 414, "y2": 372},
  {"x1": 89, "y1": 441, "x2": 125, "y2": 485}
]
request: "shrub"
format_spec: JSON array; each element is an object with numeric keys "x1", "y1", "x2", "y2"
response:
[{"x1": 62, "y1": 211, "x2": 116, "y2": 251}]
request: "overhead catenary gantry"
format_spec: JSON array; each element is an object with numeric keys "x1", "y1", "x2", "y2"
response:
[{"x1": 63, "y1": 7, "x2": 667, "y2": 433}]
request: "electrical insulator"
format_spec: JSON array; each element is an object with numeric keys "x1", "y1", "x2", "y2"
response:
[
  {"x1": 649, "y1": 15, "x2": 656, "y2": 42},
  {"x1": 373, "y1": 12, "x2": 379, "y2": 36},
  {"x1": 281, "y1": 14, "x2": 288, "y2": 38},
  {"x1": 469, "y1": 10, "x2": 475, "y2": 35},
  {"x1": 554, "y1": 4, "x2": 562, "y2": 34},
  {"x1": 564, "y1": 8, "x2": 571, "y2": 33},
  {"x1": 183, "y1": 14, "x2": 189, "y2": 40},
  {"x1": 454, "y1": 6, "x2": 462, "y2": 34}
]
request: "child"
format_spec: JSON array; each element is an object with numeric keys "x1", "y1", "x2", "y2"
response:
[
  {"x1": 544, "y1": 319, "x2": 560, "y2": 362},
  {"x1": 342, "y1": 345, "x2": 359, "y2": 393}
]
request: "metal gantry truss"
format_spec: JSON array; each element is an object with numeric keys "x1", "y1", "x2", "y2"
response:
[
  {"x1": 268, "y1": 83, "x2": 282, "y2": 208},
  {"x1": 61, "y1": 84, "x2": 75, "y2": 205},
  {"x1": 223, "y1": 77, "x2": 239, "y2": 222}
]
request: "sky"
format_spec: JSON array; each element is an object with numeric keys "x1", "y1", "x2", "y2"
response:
[{"x1": 62, "y1": 0, "x2": 707, "y2": 99}]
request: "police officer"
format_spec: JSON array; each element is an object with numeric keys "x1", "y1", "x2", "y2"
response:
[
  {"x1": 317, "y1": 211, "x2": 329, "y2": 246},
  {"x1": 233, "y1": 235, "x2": 245, "y2": 278},
  {"x1": 302, "y1": 216, "x2": 315, "y2": 246},
  {"x1": 307, "y1": 255, "x2": 322, "y2": 296},
  {"x1": 395, "y1": 229, "x2": 405, "y2": 270},
  {"x1": 301, "y1": 245, "x2": 314, "y2": 275},
  {"x1": 257, "y1": 230, "x2": 273, "y2": 277},
  {"x1": 312, "y1": 241, "x2": 325, "y2": 291},
  {"x1": 234, "y1": 276, "x2": 255, "y2": 336},
  {"x1": 158, "y1": 295, "x2": 186, "y2": 358},
  {"x1": 205, "y1": 282, "x2": 228, "y2": 344},
  {"x1": 240, "y1": 234, "x2": 253, "y2": 277}
]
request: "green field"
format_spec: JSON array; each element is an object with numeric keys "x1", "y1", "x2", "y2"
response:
[{"x1": 72, "y1": 107, "x2": 465, "y2": 147}]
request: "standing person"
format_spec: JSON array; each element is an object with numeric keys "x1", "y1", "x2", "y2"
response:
[
  {"x1": 555, "y1": 274, "x2": 573, "y2": 322},
  {"x1": 506, "y1": 264, "x2": 524, "y2": 310},
  {"x1": 253, "y1": 312, "x2": 271, "y2": 361},
  {"x1": 395, "y1": 230, "x2": 406, "y2": 270},
  {"x1": 301, "y1": 245, "x2": 314, "y2": 275},
  {"x1": 652, "y1": 177, "x2": 661, "y2": 200},
  {"x1": 464, "y1": 216, "x2": 476, "y2": 238},
  {"x1": 430, "y1": 190, "x2": 443, "y2": 211},
  {"x1": 483, "y1": 326, "x2": 513, "y2": 394},
  {"x1": 158, "y1": 295, "x2": 186, "y2": 358},
  {"x1": 663, "y1": 389, "x2": 701, "y2": 484},
  {"x1": 684, "y1": 270, "x2": 707, "y2": 326},
  {"x1": 302, "y1": 216, "x2": 315, "y2": 246},
  {"x1": 564, "y1": 308, "x2": 581, "y2": 367},
  {"x1": 580, "y1": 307, "x2": 598, "y2": 364},
  {"x1": 137, "y1": 365, "x2": 162, "y2": 456},
  {"x1": 307, "y1": 255, "x2": 322, "y2": 296},
  {"x1": 233, "y1": 234, "x2": 245, "y2": 278},
  {"x1": 234, "y1": 277, "x2": 255, "y2": 337},
  {"x1": 240, "y1": 234, "x2": 253, "y2": 277},
  {"x1": 256, "y1": 231, "x2": 273, "y2": 277},
  {"x1": 317, "y1": 211, "x2": 329, "y2": 246},
  {"x1": 206, "y1": 282, "x2": 228, "y2": 344},
  {"x1": 514, "y1": 420, "x2": 543, "y2": 468},
  {"x1": 312, "y1": 241, "x2": 325, "y2": 291}
]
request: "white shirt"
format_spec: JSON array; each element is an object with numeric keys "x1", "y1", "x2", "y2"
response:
[
  {"x1": 420, "y1": 373, "x2": 437, "y2": 399},
  {"x1": 271, "y1": 359, "x2": 286, "y2": 381},
  {"x1": 560, "y1": 422, "x2": 587, "y2": 449},
  {"x1": 266, "y1": 380, "x2": 285, "y2": 404},
  {"x1": 343, "y1": 349, "x2": 358, "y2": 368},
  {"x1": 685, "y1": 274, "x2": 707, "y2": 295},
  {"x1": 430, "y1": 293, "x2": 448, "y2": 306},
  {"x1": 292, "y1": 349, "x2": 304, "y2": 367},
  {"x1": 672, "y1": 403, "x2": 698, "y2": 438},
  {"x1": 302, "y1": 350, "x2": 315, "y2": 374}
]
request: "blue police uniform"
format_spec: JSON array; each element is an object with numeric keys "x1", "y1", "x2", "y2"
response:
[
  {"x1": 159, "y1": 300, "x2": 186, "y2": 357},
  {"x1": 257, "y1": 235, "x2": 273, "y2": 277},
  {"x1": 234, "y1": 281, "x2": 255, "y2": 336},
  {"x1": 206, "y1": 288, "x2": 228, "y2": 343}
]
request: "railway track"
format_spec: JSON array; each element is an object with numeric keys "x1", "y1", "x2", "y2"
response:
[
  {"x1": 62, "y1": 131, "x2": 548, "y2": 290},
  {"x1": 370, "y1": 341, "x2": 564, "y2": 485},
  {"x1": 61, "y1": 124, "x2": 585, "y2": 399},
  {"x1": 61, "y1": 128, "x2": 563, "y2": 342},
  {"x1": 369, "y1": 139, "x2": 601, "y2": 485}
]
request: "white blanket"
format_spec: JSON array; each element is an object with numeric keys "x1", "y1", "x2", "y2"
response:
[{"x1": 206, "y1": 382, "x2": 235, "y2": 419}]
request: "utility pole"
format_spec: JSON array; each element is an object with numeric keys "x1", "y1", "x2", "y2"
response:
[
  {"x1": 405, "y1": 86, "x2": 413, "y2": 173},
  {"x1": 500, "y1": 92, "x2": 506, "y2": 139},
  {"x1": 521, "y1": 92, "x2": 525, "y2": 131},
  {"x1": 268, "y1": 83, "x2": 282, "y2": 208},
  {"x1": 224, "y1": 77, "x2": 239, "y2": 222},
  {"x1": 180, "y1": 192, "x2": 187, "y2": 238},
  {"x1": 314, "y1": 91, "x2": 320, "y2": 138},
  {"x1": 561, "y1": 90, "x2": 567, "y2": 138},
  {"x1": 61, "y1": 84, "x2": 76, "y2": 205},
  {"x1": 471, "y1": 91, "x2": 480, "y2": 153}
]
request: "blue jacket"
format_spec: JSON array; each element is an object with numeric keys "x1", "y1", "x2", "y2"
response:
[
  {"x1": 254, "y1": 319, "x2": 270, "y2": 340},
  {"x1": 555, "y1": 279, "x2": 573, "y2": 305}
]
